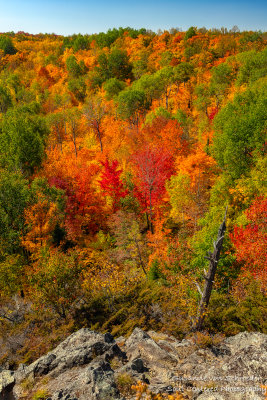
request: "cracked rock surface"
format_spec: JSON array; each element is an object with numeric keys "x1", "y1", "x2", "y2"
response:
[{"x1": 0, "y1": 328, "x2": 266, "y2": 400}]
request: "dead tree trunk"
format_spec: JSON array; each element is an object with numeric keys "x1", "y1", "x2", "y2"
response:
[{"x1": 193, "y1": 207, "x2": 227, "y2": 331}]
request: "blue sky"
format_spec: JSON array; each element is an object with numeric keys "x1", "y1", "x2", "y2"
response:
[{"x1": 0, "y1": 0, "x2": 266, "y2": 35}]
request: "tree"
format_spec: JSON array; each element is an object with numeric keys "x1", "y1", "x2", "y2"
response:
[
  {"x1": 22, "y1": 178, "x2": 65, "y2": 257},
  {"x1": 194, "y1": 84, "x2": 211, "y2": 117},
  {"x1": 94, "y1": 48, "x2": 133, "y2": 86},
  {"x1": 117, "y1": 89, "x2": 148, "y2": 128},
  {"x1": 155, "y1": 67, "x2": 174, "y2": 109},
  {"x1": 0, "y1": 255, "x2": 24, "y2": 300},
  {"x1": 47, "y1": 111, "x2": 66, "y2": 153},
  {"x1": 0, "y1": 105, "x2": 48, "y2": 175},
  {"x1": 167, "y1": 150, "x2": 217, "y2": 231},
  {"x1": 66, "y1": 108, "x2": 82, "y2": 158},
  {"x1": 173, "y1": 62, "x2": 194, "y2": 92},
  {"x1": 213, "y1": 83, "x2": 267, "y2": 179},
  {"x1": 28, "y1": 248, "x2": 84, "y2": 319},
  {"x1": 230, "y1": 25, "x2": 240, "y2": 34},
  {"x1": 99, "y1": 159, "x2": 128, "y2": 211},
  {"x1": 132, "y1": 51, "x2": 149, "y2": 79},
  {"x1": 66, "y1": 55, "x2": 86, "y2": 78},
  {"x1": 184, "y1": 27, "x2": 196, "y2": 41},
  {"x1": 108, "y1": 211, "x2": 147, "y2": 276},
  {"x1": 68, "y1": 77, "x2": 86, "y2": 102},
  {"x1": 0, "y1": 169, "x2": 30, "y2": 254},
  {"x1": 0, "y1": 86, "x2": 12, "y2": 113},
  {"x1": 49, "y1": 162, "x2": 105, "y2": 242},
  {"x1": 0, "y1": 35, "x2": 17, "y2": 55},
  {"x1": 3, "y1": 73, "x2": 21, "y2": 104},
  {"x1": 230, "y1": 197, "x2": 267, "y2": 286},
  {"x1": 236, "y1": 48, "x2": 267, "y2": 86},
  {"x1": 83, "y1": 97, "x2": 108, "y2": 152},
  {"x1": 108, "y1": 48, "x2": 133, "y2": 81},
  {"x1": 210, "y1": 63, "x2": 233, "y2": 106},
  {"x1": 193, "y1": 208, "x2": 227, "y2": 331},
  {"x1": 72, "y1": 34, "x2": 90, "y2": 52},
  {"x1": 133, "y1": 146, "x2": 174, "y2": 233},
  {"x1": 132, "y1": 73, "x2": 163, "y2": 106},
  {"x1": 103, "y1": 78, "x2": 126, "y2": 100}
]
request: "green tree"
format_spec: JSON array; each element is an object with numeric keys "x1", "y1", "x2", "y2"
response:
[
  {"x1": 68, "y1": 77, "x2": 86, "y2": 102},
  {"x1": 66, "y1": 55, "x2": 86, "y2": 78},
  {"x1": 184, "y1": 27, "x2": 196, "y2": 41},
  {"x1": 72, "y1": 34, "x2": 90, "y2": 51},
  {"x1": 117, "y1": 89, "x2": 148, "y2": 127},
  {"x1": 0, "y1": 35, "x2": 17, "y2": 55},
  {"x1": 0, "y1": 104, "x2": 48, "y2": 175},
  {"x1": 236, "y1": 48, "x2": 267, "y2": 86},
  {"x1": 160, "y1": 51, "x2": 173, "y2": 67},
  {"x1": 213, "y1": 82, "x2": 267, "y2": 179},
  {"x1": 3, "y1": 73, "x2": 21, "y2": 103},
  {"x1": 103, "y1": 78, "x2": 126, "y2": 100},
  {"x1": 194, "y1": 84, "x2": 211, "y2": 117},
  {"x1": 154, "y1": 67, "x2": 174, "y2": 109},
  {"x1": 210, "y1": 62, "x2": 233, "y2": 106},
  {"x1": 93, "y1": 49, "x2": 133, "y2": 87},
  {"x1": 0, "y1": 85, "x2": 12, "y2": 113},
  {"x1": 108, "y1": 48, "x2": 133, "y2": 81},
  {"x1": 132, "y1": 73, "x2": 163, "y2": 105},
  {"x1": 0, "y1": 169, "x2": 30, "y2": 254},
  {"x1": 173, "y1": 62, "x2": 194, "y2": 90}
]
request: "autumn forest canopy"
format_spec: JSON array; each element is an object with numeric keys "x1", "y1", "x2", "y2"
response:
[{"x1": 0, "y1": 26, "x2": 266, "y2": 366}]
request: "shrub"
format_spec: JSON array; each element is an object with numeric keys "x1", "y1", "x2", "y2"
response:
[
  {"x1": 116, "y1": 373, "x2": 135, "y2": 396},
  {"x1": 32, "y1": 389, "x2": 50, "y2": 400}
]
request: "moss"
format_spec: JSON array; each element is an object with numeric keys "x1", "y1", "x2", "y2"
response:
[
  {"x1": 32, "y1": 390, "x2": 50, "y2": 400},
  {"x1": 115, "y1": 373, "x2": 135, "y2": 396},
  {"x1": 20, "y1": 375, "x2": 35, "y2": 392}
]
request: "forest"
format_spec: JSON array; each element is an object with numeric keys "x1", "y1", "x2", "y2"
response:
[{"x1": 0, "y1": 26, "x2": 266, "y2": 368}]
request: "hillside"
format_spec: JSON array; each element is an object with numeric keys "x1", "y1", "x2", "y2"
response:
[{"x1": 0, "y1": 27, "x2": 266, "y2": 370}]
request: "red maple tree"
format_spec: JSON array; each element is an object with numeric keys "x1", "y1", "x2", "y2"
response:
[
  {"x1": 99, "y1": 159, "x2": 128, "y2": 211},
  {"x1": 133, "y1": 146, "x2": 174, "y2": 232},
  {"x1": 230, "y1": 196, "x2": 267, "y2": 286}
]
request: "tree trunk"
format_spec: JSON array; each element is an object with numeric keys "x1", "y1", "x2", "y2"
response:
[
  {"x1": 72, "y1": 123, "x2": 78, "y2": 158},
  {"x1": 193, "y1": 207, "x2": 227, "y2": 331},
  {"x1": 96, "y1": 125, "x2": 103, "y2": 153},
  {"x1": 134, "y1": 238, "x2": 147, "y2": 276},
  {"x1": 149, "y1": 189, "x2": 154, "y2": 234}
]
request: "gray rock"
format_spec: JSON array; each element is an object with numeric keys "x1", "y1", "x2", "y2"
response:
[
  {"x1": 12, "y1": 329, "x2": 124, "y2": 400},
  {"x1": 224, "y1": 331, "x2": 267, "y2": 353},
  {"x1": 3, "y1": 328, "x2": 266, "y2": 400},
  {"x1": 0, "y1": 370, "x2": 15, "y2": 400},
  {"x1": 125, "y1": 327, "x2": 178, "y2": 367},
  {"x1": 15, "y1": 329, "x2": 123, "y2": 383},
  {"x1": 115, "y1": 356, "x2": 148, "y2": 385},
  {"x1": 48, "y1": 360, "x2": 121, "y2": 400},
  {"x1": 0, "y1": 370, "x2": 14, "y2": 392}
]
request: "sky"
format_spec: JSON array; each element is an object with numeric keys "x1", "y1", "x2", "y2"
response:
[{"x1": 0, "y1": 0, "x2": 266, "y2": 35}]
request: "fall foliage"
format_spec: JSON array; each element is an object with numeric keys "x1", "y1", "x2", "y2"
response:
[{"x1": 0, "y1": 27, "x2": 266, "y2": 370}]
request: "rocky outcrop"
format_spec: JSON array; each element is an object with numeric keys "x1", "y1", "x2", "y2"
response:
[
  {"x1": 0, "y1": 328, "x2": 266, "y2": 400},
  {"x1": 12, "y1": 329, "x2": 126, "y2": 400},
  {"x1": 0, "y1": 370, "x2": 15, "y2": 400}
]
